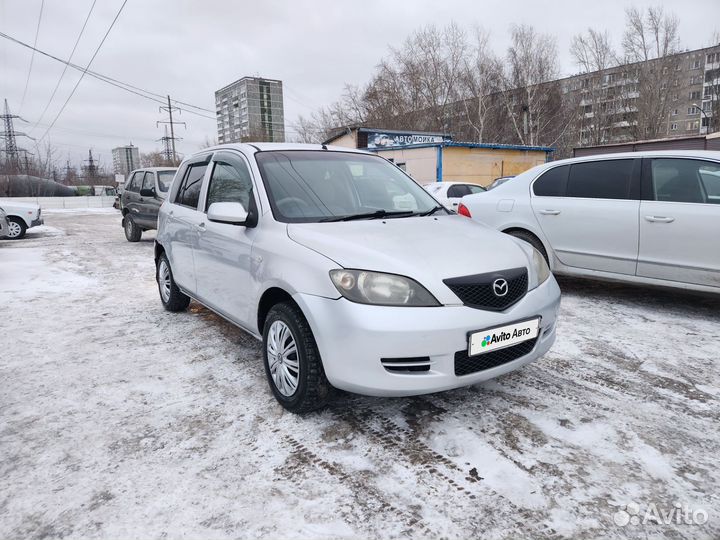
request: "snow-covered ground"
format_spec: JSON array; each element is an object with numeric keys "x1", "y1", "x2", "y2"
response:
[{"x1": 1, "y1": 211, "x2": 718, "y2": 539}]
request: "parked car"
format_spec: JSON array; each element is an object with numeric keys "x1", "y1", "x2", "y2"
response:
[
  {"x1": 120, "y1": 167, "x2": 177, "y2": 241},
  {"x1": 0, "y1": 207, "x2": 9, "y2": 238},
  {"x1": 458, "y1": 150, "x2": 720, "y2": 294},
  {"x1": 0, "y1": 201, "x2": 43, "y2": 239},
  {"x1": 155, "y1": 144, "x2": 560, "y2": 412},
  {"x1": 422, "y1": 181, "x2": 486, "y2": 210},
  {"x1": 487, "y1": 176, "x2": 514, "y2": 190}
]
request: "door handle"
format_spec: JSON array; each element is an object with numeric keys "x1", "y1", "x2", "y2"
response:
[
  {"x1": 644, "y1": 215, "x2": 675, "y2": 223},
  {"x1": 195, "y1": 222, "x2": 206, "y2": 232},
  {"x1": 538, "y1": 209, "x2": 561, "y2": 215}
]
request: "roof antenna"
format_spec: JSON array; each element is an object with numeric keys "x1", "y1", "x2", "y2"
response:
[{"x1": 321, "y1": 144, "x2": 328, "y2": 150}]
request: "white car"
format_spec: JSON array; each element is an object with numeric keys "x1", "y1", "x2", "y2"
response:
[
  {"x1": 423, "y1": 181, "x2": 486, "y2": 211},
  {"x1": 0, "y1": 201, "x2": 43, "y2": 239},
  {"x1": 458, "y1": 150, "x2": 720, "y2": 294},
  {"x1": 155, "y1": 143, "x2": 560, "y2": 412}
]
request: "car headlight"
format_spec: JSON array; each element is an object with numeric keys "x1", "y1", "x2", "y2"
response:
[
  {"x1": 330, "y1": 269, "x2": 440, "y2": 306},
  {"x1": 530, "y1": 247, "x2": 551, "y2": 289}
]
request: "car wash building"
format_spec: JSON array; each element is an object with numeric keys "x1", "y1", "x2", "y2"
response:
[{"x1": 323, "y1": 127, "x2": 554, "y2": 187}]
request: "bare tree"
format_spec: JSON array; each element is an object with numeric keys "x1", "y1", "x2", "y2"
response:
[
  {"x1": 622, "y1": 6, "x2": 680, "y2": 139},
  {"x1": 500, "y1": 24, "x2": 561, "y2": 146},
  {"x1": 456, "y1": 28, "x2": 502, "y2": 142},
  {"x1": 141, "y1": 151, "x2": 180, "y2": 167},
  {"x1": 570, "y1": 29, "x2": 619, "y2": 145}
]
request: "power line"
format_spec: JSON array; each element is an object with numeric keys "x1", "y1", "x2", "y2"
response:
[
  {"x1": 36, "y1": 0, "x2": 129, "y2": 144},
  {"x1": 29, "y1": 0, "x2": 98, "y2": 135},
  {"x1": 0, "y1": 30, "x2": 215, "y2": 119},
  {"x1": 19, "y1": 0, "x2": 45, "y2": 112}
]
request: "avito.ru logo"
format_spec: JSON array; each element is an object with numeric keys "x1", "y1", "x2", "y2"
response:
[{"x1": 481, "y1": 326, "x2": 532, "y2": 348}]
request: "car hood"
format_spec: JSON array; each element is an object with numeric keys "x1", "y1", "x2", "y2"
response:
[{"x1": 287, "y1": 215, "x2": 532, "y2": 305}]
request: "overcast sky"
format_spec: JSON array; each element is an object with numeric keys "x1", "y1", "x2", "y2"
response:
[{"x1": 1, "y1": 0, "x2": 718, "y2": 169}]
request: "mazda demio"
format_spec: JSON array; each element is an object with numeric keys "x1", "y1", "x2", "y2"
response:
[{"x1": 155, "y1": 143, "x2": 561, "y2": 412}]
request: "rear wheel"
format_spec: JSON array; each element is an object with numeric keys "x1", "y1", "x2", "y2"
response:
[
  {"x1": 507, "y1": 230, "x2": 549, "y2": 265},
  {"x1": 124, "y1": 215, "x2": 142, "y2": 242},
  {"x1": 156, "y1": 253, "x2": 190, "y2": 312},
  {"x1": 6, "y1": 217, "x2": 26, "y2": 239},
  {"x1": 263, "y1": 302, "x2": 330, "y2": 413}
]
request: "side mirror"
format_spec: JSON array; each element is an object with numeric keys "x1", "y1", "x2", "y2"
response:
[
  {"x1": 140, "y1": 188, "x2": 155, "y2": 197},
  {"x1": 207, "y1": 202, "x2": 248, "y2": 225}
]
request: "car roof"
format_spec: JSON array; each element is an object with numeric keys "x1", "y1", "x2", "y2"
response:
[
  {"x1": 131, "y1": 167, "x2": 177, "y2": 173},
  {"x1": 199, "y1": 142, "x2": 374, "y2": 155},
  {"x1": 549, "y1": 149, "x2": 720, "y2": 167}
]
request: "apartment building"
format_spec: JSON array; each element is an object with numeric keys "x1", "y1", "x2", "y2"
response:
[
  {"x1": 111, "y1": 144, "x2": 140, "y2": 178},
  {"x1": 215, "y1": 77, "x2": 285, "y2": 144},
  {"x1": 564, "y1": 44, "x2": 720, "y2": 145}
]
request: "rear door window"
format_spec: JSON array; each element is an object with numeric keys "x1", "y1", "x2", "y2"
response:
[
  {"x1": 468, "y1": 185, "x2": 485, "y2": 194},
  {"x1": 567, "y1": 160, "x2": 635, "y2": 200},
  {"x1": 174, "y1": 164, "x2": 208, "y2": 209},
  {"x1": 533, "y1": 165, "x2": 569, "y2": 196},
  {"x1": 652, "y1": 158, "x2": 720, "y2": 204}
]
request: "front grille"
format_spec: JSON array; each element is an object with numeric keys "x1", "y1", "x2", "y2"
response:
[
  {"x1": 381, "y1": 357, "x2": 431, "y2": 373},
  {"x1": 444, "y1": 267, "x2": 527, "y2": 311},
  {"x1": 454, "y1": 338, "x2": 537, "y2": 376}
]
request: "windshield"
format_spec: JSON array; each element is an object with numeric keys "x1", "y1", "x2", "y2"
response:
[
  {"x1": 157, "y1": 170, "x2": 175, "y2": 192},
  {"x1": 255, "y1": 151, "x2": 443, "y2": 223}
]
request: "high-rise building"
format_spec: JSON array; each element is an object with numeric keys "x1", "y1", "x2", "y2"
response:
[
  {"x1": 111, "y1": 144, "x2": 140, "y2": 177},
  {"x1": 215, "y1": 77, "x2": 285, "y2": 144}
]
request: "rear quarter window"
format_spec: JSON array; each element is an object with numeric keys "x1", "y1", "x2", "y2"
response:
[{"x1": 533, "y1": 165, "x2": 569, "y2": 196}]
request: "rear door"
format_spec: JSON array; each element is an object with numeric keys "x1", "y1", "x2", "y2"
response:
[
  {"x1": 164, "y1": 159, "x2": 210, "y2": 294},
  {"x1": 530, "y1": 159, "x2": 641, "y2": 274},
  {"x1": 194, "y1": 151, "x2": 258, "y2": 326},
  {"x1": 122, "y1": 171, "x2": 143, "y2": 216},
  {"x1": 637, "y1": 157, "x2": 720, "y2": 287}
]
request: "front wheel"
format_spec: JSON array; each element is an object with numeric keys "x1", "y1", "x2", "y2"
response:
[
  {"x1": 6, "y1": 217, "x2": 27, "y2": 239},
  {"x1": 124, "y1": 215, "x2": 142, "y2": 242},
  {"x1": 156, "y1": 253, "x2": 190, "y2": 312},
  {"x1": 263, "y1": 302, "x2": 330, "y2": 413}
]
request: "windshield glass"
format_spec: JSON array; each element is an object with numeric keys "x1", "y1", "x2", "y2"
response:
[
  {"x1": 255, "y1": 151, "x2": 442, "y2": 223},
  {"x1": 157, "y1": 170, "x2": 175, "y2": 192}
]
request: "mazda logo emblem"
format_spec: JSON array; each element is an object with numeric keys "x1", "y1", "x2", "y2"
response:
[{"x1": 492, "y1": 278, "x2": 508, "y2": 297}]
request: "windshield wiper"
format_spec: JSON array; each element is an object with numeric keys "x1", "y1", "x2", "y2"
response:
[
  {"x1": 417, "y1": 205, "x2": 446, "y2": 217},
  {"x1": 320, "y1": 209, "x2": 417, "y2": 222}
]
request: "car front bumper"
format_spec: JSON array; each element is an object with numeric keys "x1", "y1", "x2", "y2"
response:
[{"x1": 294, "y1": 276, "x2": 561, "y2": 397}]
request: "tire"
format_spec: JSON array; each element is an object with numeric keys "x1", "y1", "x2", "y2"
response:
[
  {"x1": 262, "y1": 302, "x2": 330, "y2": 413},
  {"x1": 6, "y1": 217, "x2": 27, "y2": 240},
  {"x1": 124, "y1": 215, "x2": 142, "y2": 242},
  {"x1": 156, "y1": 253, "x2": 190, "y2": 312},
  {"x1": 508, "y1": 230, "x2": 549, "y2": 265}
]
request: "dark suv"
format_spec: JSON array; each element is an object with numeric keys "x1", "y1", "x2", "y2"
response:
[{"x1": 121, "y1": 167, "x2": 177, "y2": 241}]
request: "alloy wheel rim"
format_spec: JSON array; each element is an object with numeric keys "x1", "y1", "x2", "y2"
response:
[
  {"x1": 158, "y1": 260, "x2": 171, "y2": 302},
  {"x1": 267, "y1": 321, "x2": 299, "y2": 397},
  {"x1": 125, "y1": 219, "x2": 133, "y2": 234},
  {"x1": 7, "y1": 221, "x2": 21, "y2": 238}
]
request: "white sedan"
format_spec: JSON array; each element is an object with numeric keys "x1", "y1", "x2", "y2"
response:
[
  {"x1": 458, "y1": 150, "x2": 720, "y2": 294},
  {"x1": 0, "y1": 201, "x2": 43, "y2": 239},
  {"x1": 423, "y1": 181, "x2": 486, "y2": 211}
]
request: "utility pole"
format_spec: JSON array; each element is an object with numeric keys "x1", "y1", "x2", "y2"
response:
[
  {"x1": 0, "y1": 98, "x2": 35, "y2": 172},
  {"x1": 157, "y1": 95, "x2": 185, "y2": 163},
  {"x1": 156, "y1": 125, "x2": 174, "y2": 163},
  {"x1": 83, "y1": 149, "x2": 98, "y2": 184}
]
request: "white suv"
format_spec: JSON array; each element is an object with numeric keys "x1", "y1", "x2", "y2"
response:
[
  {"x1": 155, "y1": 144, "x2": 560, "y2": 412},
  {"x1": 459, "y1": 150, "x2": 720, "y2": 294}
]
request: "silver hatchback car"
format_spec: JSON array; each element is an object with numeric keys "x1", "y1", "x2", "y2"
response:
[{"x1": 155, "y1": 144, "x2": 561, "y2": 412}]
